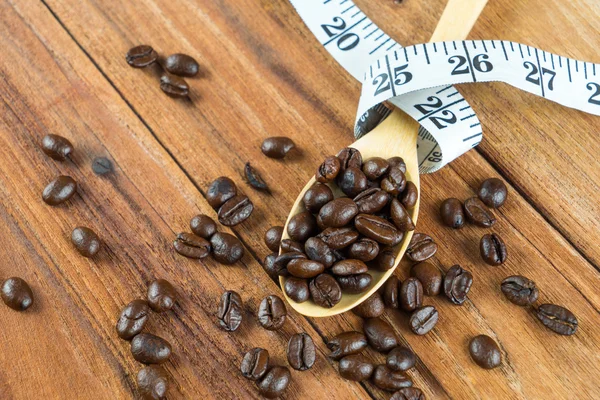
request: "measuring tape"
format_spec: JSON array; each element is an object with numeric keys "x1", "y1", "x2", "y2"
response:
[{"x1": 289, "y1": 0, "x2": 600, "y2": 173}]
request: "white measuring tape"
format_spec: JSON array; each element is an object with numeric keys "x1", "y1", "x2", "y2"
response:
[{"x1": 289, "y1": 0, "x2": 600, "y2": 173}]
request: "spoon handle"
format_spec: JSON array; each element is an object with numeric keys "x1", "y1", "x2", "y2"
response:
[{"x1": 431, "y1": 0, "x2": 489, "y2": 42}]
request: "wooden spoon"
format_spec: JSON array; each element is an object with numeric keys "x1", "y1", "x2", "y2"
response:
[{"x1": 280, "y1": 0, "x2": 489, "y2": 317}]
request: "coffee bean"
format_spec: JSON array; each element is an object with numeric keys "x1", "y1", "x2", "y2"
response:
[
  {"x1": 287, "y1": 333, "x2": 316, "y2": 371},
  {"x1": 159, "y1": 73, "x2": 189, "y2": 97},
  {"x1": 303, "y1": 183, "x2": 334, "y2": 213},
  {"x1": 338, "y1": 355, "x2": 374, "y2": 381},
  {"x1": 264, "y1": 226, "x2": 283, "y2": 252},
  {"x1": 390, "y1": 199, "x2": 415, "y2": 232},
  {"x1": 390, "y1": 387, "x2": 425, "y2": 400},
  {"x1": 190, "y1": 214, "x2": 218, "y2": 239},
  {"x1": 348, "y1": 238, "x2": 380, "y2": 262},
  {"x1": 406, "y1": 233, "x2": 437, "y2": 262},
  {"x1": 372, "y1": 365, "x2": 412, "y2": 391},
  {"x1": 409, "y1": 306, "x2": 438, "y2": 335},
  {"x1": 258, "y1": 366, "x2": 291, "y2": 398},
  {"x1": 337, "y1": 148, "x2": 363, "y2": 171},
  {"x1": 327, "y1": 331, "x2": 368, "y2": 360},
  {"x1": 332, "y1": 259, "x2": 368, "y2": 276},
  {"x1": 273, "y1": 251, "x2": 307, "y2": 276},
  {"x1": 318, "y1": 198, "x2": 358, "y2": 228},
  {"x1": 287, "y1": 259, "x2": 325, "y2": 279},
  {"x1": 287, "y1": 211, "x2": 318, "y2": 242},
  {"x1": 362, "y1": 157, "x2": 390, "y2": 180},
  {"x1": 355, "y1": 214, "x2": 403, "y2": 246},
  {"x1": 41, "y1": 134, "x2": 73, "y2": 161},
  {"x1": 1, "y1": 277, "x2": 33, "y2": 311},
  {"x1": 382, "y1": 275, "x2": 400, "y2": 308},
  {"x1": 411, "y1": 262, "x2": 442, "y2": 296},
  {"x1": 71, "y1": 227, "x2": 101, "y2": 258},
  {"x1": 380, "y1": 167, "x2": 406, "y2": 196},
  {"x1": 353, "y1": 188, "x2": 390, "y2": 215},
  {"x1": 535, "y1": 304, "x2": 578, "y2": 336},
  {"x1": 463, "y1": 197, "x2": 496, "y2": 227},
  {"x1": 164, "y1": 53, "x2": 199, "y2": 77},
  {"x1": 363, "y1": 318, "x2": 398, "y2": 352},
  {"x1": 316, "y1": 156, "x2": 342, "y2": 183},
  {"x1": 147, "y1": 279, "x2": 177, "y2": 312},
  {"x1": 317, "y1": 227, "x2": 359, "y2": 249},
  {"x1": 241, "y1": 348, "x2": 269, "y2": 381},
  {"x1": 42, "y1": 176, "x2": 77, "y2": 205},
  {"x1": 210, "y1": 232, "x2": 244, "y2": 264},
  {"x1": 244, "y1": 162, "x2": 269, "y2": 191},
  {"x1": 217, "y1": 290, "x2": 243, "y2": 332},
  {"x1": 137, "y1": 365, "x2": 169, "y2": 400},
  {"x1": 469, "y1": 335, "x2": 502, "y2": 369},
  {"x1": 336, "y1": 274, "x2": 372, "y2": 294},
  {"x1": 261, "y1": 137, "x2": 295, "y2": 159},
  {"x1": 500, "y1": 275, "x2": 539, "y2": 306},
  {"x1": 218, "y1": 195, "x2": 253, "y2": 226},
  {"x1": 478, "y1": 178, "x2": 507, "y2": 208},
  {"x1": 263, "y1": 253, "x2": 279, "y2": 278},
  {"x1": 480, "y1": 233, "x2": 508, "y2": 266},
  {"x1": 400, "y1": 278, "x2": 423, "y2": 312},
  {"x1": 206, "y1": 177, "x2": 237, "y2": 209},
  {"x1": 400, "y1": 182, "x2": 418, "y2": 209},
  {"x1": 309, "y1": 274, "x2": 342, "y2": 308},
  {"x1": 440, "y1": 198, "x2": 465, "y2": 229},
  {"x1": 131, "y1": 333, "x2": 172, "y2": 364},
  {"x1": 126, "y1": 45, "x2": 158, "y2": 68},
  {"x1": 387, "y1": 157, "x2": 406, "y2": 173},
  {"x1": 116, "y1": 299, "x2": 150, "y2": 340},
  {"x1": 353, "y1": 292, "x2": 385, "y2": 318},
  {"x1": 258, "y1": 295, "x2": 287, "y2": 330},
  {"x1": 443, "y1": 265, "x2": 473, "y2": 305},
  {"x1": 92, "y1": 157, "x2": 113, "y2": 175},
  {"x1": 280, "y1": 239, "x2": 304, "y2": 253},
  {"x1": 386, "y1": 346, "x2": 416, "y2": 371},
  {"x1": 375, "y1": 246, "x2": 396, "y2": 271},
  {"x1": 304, "y1": 237, "x2": 336, "y2": 268},
  {"x1": 337, "y1": 167, "x2": 368, "y2": 197},
  {"x1": 173, "y1": 232, "x2": 211, "y2": 259},
  {"x1": 284, "y1": 277, "x2": 310, "y2": 303}
]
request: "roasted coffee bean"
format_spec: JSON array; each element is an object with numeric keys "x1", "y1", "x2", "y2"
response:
[
  {"x1": 380, "y1": 167, "x2": 407, "y2": 195},
  {"x1": 117, "y1": 300, "x2": 150, "y2": 340},
  {"x1": 327, "y1": 331, "x2": 368, "y2": 360},
  {"x1": 210, "y1": 232, "x2": 244, "y2": 264},
  {"x1": 354, "y1": 188, "x2": 390, "y2": 214},
  {"x1": 160, "y1": 73, "x2": 189, "y2": 97},
  {"x1": 463, "y1": 197, "x2": 496, "y2": 227},
  {"x1": 332, "y1": 259, "x2": 368, "y2": 276},
  {"x1": 375, "y1": 247, "x2": 396, "y2": 271},
  {"x1": 304, "y1": 237, "x2": 336, "y2": 268},
  {"x1": 348, "y1": 238, "x2": 380, "y2": 262},
  {"x1": 364, "y1": 318, "x2": 398, "y2": 352},
  {"x1": 131, "y1": 333, "x2": 172, "y2": 364},
  {"x1": 173, "y1": 232, "x2": 211, "y2": 259},
  {"x1": 444, "y1": 265, "x2": 473, "y2": 305},
  {"x1": 284, "y1": 277, "x2": 310, "y2": 303},
  {"x1": 241, "y1": 348, "x2": 270, "y2": 381},
  {"x1": 355, "y1": 214, "x2": 403, "y2": 246},
  {"x1": 303, "y1": 183, "x2": 334, "y2": 213},
  {"x1": 317, "y1": 227, "x2": 359, "y2": 249},
  {"x1": 409, "y1": 306, "x2": 438, "y2": 335},
  {"x1": 257, "y1": 366, "x2": 291, "y2": 399},
  {"x1": 273, "y1": 251, "x2": 307, "y2": 276},
  {"x1": 318, "y1": 198, "x2": 359, "y2": 228},
  {"x1": 469, "y1": 335, "x2": 502, "y2": 369},
  {"x1": 190, "y1": 214, "x2": 217, "y2": 239},
  {"x1": 264, "y1": 226, "x2": 284, "y2": 252},
  {"x1": 411, "y1": 262, "x2": 442, "y2": 296},
  {"x1": 263, "y1": 253, "x2": 279, "y2": 278},
  {"x1": 400, "y1": 182, "x2": 418, "y2": 209},
  {"x1": 390, "y1": 387, "x2": 425, "y2": 400},
  {"x1": 382, "y1": 275, "x2": 400, "y2": 308},
  {"x1": 372, "y1": 365, "x2": 412, "y2": 391},
  {"x1": 387, "y1": 346, "x2": 416, "y2": 372},
  {"x1": 287, "y1": 211, "x2": 318, "y2": 242},
  {"x1": 218, "y1": 195, "x2": 253, "y2": 226},
  {"x1": 387, "y1": 157, "x2": 406, "y2": 173},
  {"x1": 1, "y1": 277, "x2": 33, "y2": 311},
  {"x1": 164, "y1": 53, "x2": 199, "y2": 77},
  {"x1": 337, "y1": 147, "x2": 363, "y2": 171},
  {"x1": 390, "y1": 199, "x2": 415, "y2": 232},
  {"x1": 337, "y1": 167, "x2": 368, "y2": 197},
  {"x1": 400, "y1": 278, "x2": 423, "y2": 312},
  {"x1": 353, "y1": 292, "x2": 385, "y2": 318},
  {"x1": 535, "y1": 304, "x2": 578, "y2": 336},
  {"x1": 258, "y1": 295, "x2": 287, "y2": 330},
  {"x1": 336, "y1": 274, "x2": 373, "y2": 294},
  {"x1": 92, "y1": 157, "x2": 113, "y2": 175},
  {"x1": 261, "y1": 137, "x2": 295, "y2": 159},
  {"x1": 137, "y1": 365, "x2": 169, "y2": 400},
  {"x1": 287, "y1": 333, "x2": 316, "y2": 371},
  {"x1": 316, "y1": 156, "x2": 342, "y2": 183},
  {"x1": 217, "y1": 290, "x2": 243, "y2": 332},
  {"x1": 287, "y1": 259, "x2": 325, "y2": 279},
  {"x1": 147, "y1": 279, "x2": 177, "y2": 312},
  {"x1": 440, "y1": 198, "x2": 465, "y2": 229},
  {"x1": 42, "y1": 176, "x2": 77, "y2": 205},
  {"x1": 500, "y1": 275, "x2": 539, "y2": 306},
  {"x1": 309, "y1": 274, "x2": 342, "y2": 308},
  {"x1": 480, "y1": 233, "x2": 507, "y2": 266},
  {"x1": 71, "y1": 227, "x2": 101, "y2": 258},
  {"x1": 362, "y1": 157, "x2": 390, "y2": 180},
  {"x1": 406, "y1": 233, "x2": 437, "y2": 262},
  {"x1": 244, "y1": 162, "x2": 269, "y2": 191},
  {"x1": 126, "y1": 45, "x2": 158, "y2": 68},
  {"x1": 338, "y1": 355, "x2": 374, "y2": 381},
  {"x1": 41, "y1": 134, "x2": 73, "y2": 161},
  {"x1": 478, "y1": 178, "x2": 507, "y2": 208},
  {"x1": 280, "y1": 239, "x2": 304, "y2": 253},
  {"x1": 206, "y1": 177, "x2": 237, "y2": 209}
]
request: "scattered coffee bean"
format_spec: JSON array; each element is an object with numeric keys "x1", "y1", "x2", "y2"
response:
[
  {"x1": 263, "y1": 253, "x2": 279, "y2": 278},
  {"x1": 287, "y1": 333, "x2": 316, "y2": 371},
  {"x1": 164, "y1": 53, "x2": 199, "y2": 77},
  {"x1": 535, "y1": 303, "x2": 578, "y2": 336},
  {"x1": 42, "y1": 175, "x2": 77, "y2": 205},
  {"x1": 217, "y1": 290, "x2": 243, "y2": 332},
  {"x1": 390, "y1": 387, "x2": 425, "y2": 400},
  {"x1": 317, "y1": 227, "x2": 359, "y2": 249},
  {"x1": 116, "y1": 299, "x2": 150, "y2": 340},
  {"x1": 261, "y1": 137, "x2": 295, "y2": 159},
  {"x1": 443, "y1": 265, "x2": 473, "y2": 305},
  {"x1": 336, "y1": 274, "x2": 373, "y2": 294},
  {"x1": 338, "y1": 355, "x2": 374, "y2": 381},
  {"x1": 400, "y1": 277, "x2": 423, "y2": 312},
  {"x1": 355, "y1": 214, "x2": 403, "y2": 246},
  {"x1": 264, "y1": 226, "x2": 284, "y2": 252},
  {"x1": 469, "y1": 335, "x2": 502, "y2": 369},
  {"x1": 210, "y1": 232, "x2": 244, "y2": 264},
  {"x1": 381, "y1": 275, "x2": 399, "y2": 308},
  {"x1": 354, "y1": 188, "x2": 390, "y2": 214},
  {"x1": 337, "y1": 167, "x2": 368, "y2": 197},
  {"x1": 390, "y1": 199, "x2": 415, "y2": 232},
  {"x1": 92, "y1": 157, "x2": 113, "y2": 175},
  {"x1": 327, "y1": 331, "x2": 368, "y2": 360},
  {"x1": 131, "y1": 333, "x2": 172, "y2": 364},
  {"x1": 406, "y1": 233, "x2": 437, "y2": 262},
  {"x1": 258, "y1": 295, "x2": 287, "y2": 330},
  {"x1": 287, "y1": 211, "x2": 318, "y2": 242},
  {"x1": 464, "y1": 197, "x2": 496, "y2": 227},
  {"x1": 137, "y1": 365, "x2": 169, "y2": 400},
  {"x1": 173, "y1": 232, "x2": 211, "y2": 259},
  {"x1": 440, "y1": 198, "x2": 465, "y2": 229},
  {"x1": 218, "y1": 194, "x2": 253, "y2": 226},
  {"x1": 159, "y1": 73, "x2": 189, "y2": 97},
  {"x1": 258, "y1": 367, "x2": 291, "y2": 398},
  {"x1": 400, "y1": 182, "x2": 418, "y2": 209},
  {"x1": 284, "y1": 277, "x2": 310, "y2": 303},
  {"x1": 206, "y1": 177, "x2": 237, "y2": 209},
  {"x1": 480, "y1": 233, "x2": 507, "y2": 266},
  {"x1": 147, "y1": 279, "x2": 177, "y2": 312},
  {"x1": 71, "y1": 227, "x2": 101, "y2": 258},
  {"x1": 501, "y1": 275, "x2": 539, "y2": 306},
  {"x1": 316, "y1": 156, "x2": 342, "y2": 182},
  {"x1": 304, "y1": 237, "x2": 336, "y2": 268},
  {"x1": 41, "y1": 134, "x2": 73, "y2": 161},
  {"x1": 353, "y1": 292, "x2": 385, "y2": 318},
  {"x1": 411, "y1": 262, "x2": 442, "y2": 296},
  {"x1": 241, "y1": 348, "x2": 270, "y2": 381},
  {"x1": 244, "y1": 162, "x2": 269, "y2": 191},
  {"x1": 280, "y1": 239, "x2": 304, "y2": 253},
  {"x1": 364, "y1": 318, "x2": 398, "y2": 352},
  {"x1": 375, "y1": 247, "x2": 396, "y2": 271},
  {"x1": 362, "y1": 157, "x2": 389, "y2": 180},
  {"x1": 1, "y1": 277, "x2": 33, "y2": 311},
  {"x1": 190, "y1": 214, "x2": 218, "y2": 239},
  {"x1": 287, "y1": 259, "x2": 325, "y2": 279},
  {"x1": 372, "y1": 365, "x2": 412, "y2": 391},
  {"x1": 303, "y1": 183, "x2": 334, "y2": 213},
  {"x1": 348, "y1": 238, "x2": 380, "y2": 262},
  {"x1": 380, "y1": 167, "x2": 406, "y2": 195},
  {"x1": 409, "y1": 306, "x2": 439, "y2": 335},
  {"x1": 309, "y1": 274, "x2": 342, "y2": 308},
  {"x1": 386, "y1": 346, "x2": 416, "y2": 372},
  {"x1": 318, "y1": 198, "x2": 359, "y2": 228},
  {"x1": 478, "y1": 178, "x2": 507, "y2": 208},
  {"x1": 126, "y1": 45, "x2": 158, "y2": 68},
  {"x1": 387, "y1": 157, "x2": 406, "y2": 173},
  {"x1": 337, "y1": 148, "x2": 363, "y2": 171}
]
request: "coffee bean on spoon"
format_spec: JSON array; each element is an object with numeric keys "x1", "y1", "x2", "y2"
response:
[
  {"x1": 116, "y1": 299, "x2": 150, "y2": 340},
  {"x1": 164, "y1": 53, "x2": 199, "y2": 77},
  {"x1": 500, "y1": 275, "x2": 539, "y2": 306},
  {"x1": 147, "y1": 279, "x2": 177, "y2": 312},
  {"x1": 317, "y1": 227, "x2": 359, "y2": 250},
  {"x1": 317, "y1": 198, "x2": 358, "y2": 228},
  {"x1": 137, "y1": 365, "x2": 169, "y2": 400},
  {"x1": 336, "y1": 167, "x2": 368, "y2": 197},
  {"x1": 400, "y1": 181, "x2": 418, "y2": 209},
  {"x1": 443, "y1": 265, "x2": 473, "y2": 305},
  {"x1": 478, "y1": 178, "x2": 508, "y2": 208},
  {"x1": 336, "y1": 274, "x2": 373, "y2": 294},
  {"x1": 244, "y1": 162, "x2": 269, "y2": 191},
  {"x1": 371, "y1": 365, "x2": 413, "y2": 391},
  {"x1": 380, "y1": 167, "x2": 406, "y2": 195},
  {"x1": 535, "y1": 303, "x2": 578, "y2": 336},
  {"x1": 241, "y1": 348, "x2": 270, "y2": 381},
  {"x1": 440, "y1": 198, "x2": 465, "y2": 229},
  {"x1": 352, "y1": 292, "x2": 385, "y2": 318},
  {"x1": 409, "y1": 306, "x2": 439, "y2": 335},
  {"x1": 353, "y1": 188, "x2": 390, "y2": 214},
  {"x1": 264, "y1": 226, "x2": 283, "y2": 252},
  {"x1": 287, "y1": 333, "x2": 316, "y2": 371},
  {"x1": 355, "y1": 214, "x2": 403, "y2": 246},
  {"x1": 280, "y1": 239, "x2": 304, "y2": 253},
  {"x1": 217, "y1": 290, "x2": 243, "y2": 332},
  {"x1": 258, "y1": 295, "x2": 287, "y2": 330},
  {"x1": 287, "y1": 211, "x2": 318, "y2": 242},
  {"x1": 304, "y1": 237, "x2": 336, "y2": 268},
  {"x1": 190, "y1": 214, "x2": 218, "y2": 239},
  {"x1": 206, "y1": 177, "x2": 237, "y2": 209},
  {"x1": 126, "y1": 45, "x2": 158, "y2": 68},
  {"x1": 131, "y1": 333, "x2": 172, "y2": 364},
  {"x1": 316, "y1": 155, "x2": 341, "y2": 183},
  {"x1": 337, "y1": 147, "x2": 362, "y2": 171},
  {"x1": 273, "y1": 251, "x2": 306, "y2": 276},
  {"x1": 287, "y1": 259, "x2": 325, "y2": 279},
  {"x1": 331, "y1": 259, "x2": 368, "y2": 276},
  {"x1": 362, "y1": 157, "x2": 389, "y2": 180},
  {"x1": 327, "y1": 331, "x2": 368, "y2": 360},
  {"x1": 261, "y1": 137, "x2": 295, "y2": 159},
  {"x1": 41, "y1": 134, "x2": 73, "y2": 161},
  {"x1": 387, "y1": 156, "x2": 406, "y2": 173},
  {"x1": 406, "y1": 233, "x2": 437, "y2": 262},
  {"x1": 173, "y1": 232, "x2": 211, "y2": 259},
  {"x1": 218, "y1": 195, "x2": 253, "y2": 226},
  {"x1": 390, "y1": 198, "x2": 415, "y2": 232},
  {"x1": 303, "y1": 183, "x2": 334, "y2": 213},
  {"x1": 159, "y1": 73, "x2": 189, "y2": 98},
  {"x1": 480, "y1": 233, "x2": 508, "y2": 266},
  {"x1": 210, "y1": 232, "x2": 244, "y2": 264},
  {"x1": 284, "y1": 277, "x2": 310, "y2": 303},
  {"x1": 464, "y1": 197, "x2": 496, "y2": 227},
  {"x1": 309, "y1": 274, "x2": 342, "y2": 308},
  {"x1": 42, "y1": 176, "x2": 77, "y2": 205},
  {"x1": 1, "y1": 277, "x2": 33, "y2": 311},
  {"x1": 348, "y1": 238, "x2": 379, "y2": 261},
  {"x1": 71, "y1": 227, "x2": 101, "y2": 258}
]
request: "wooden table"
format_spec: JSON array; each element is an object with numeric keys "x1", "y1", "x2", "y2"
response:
[{"x1": 1, "y1": 0, "x2": 599, "y2": 398}]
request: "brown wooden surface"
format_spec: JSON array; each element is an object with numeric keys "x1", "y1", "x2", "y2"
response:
[{"x1": 1, "y1": 0, "x2": 599, "y2": 399}]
